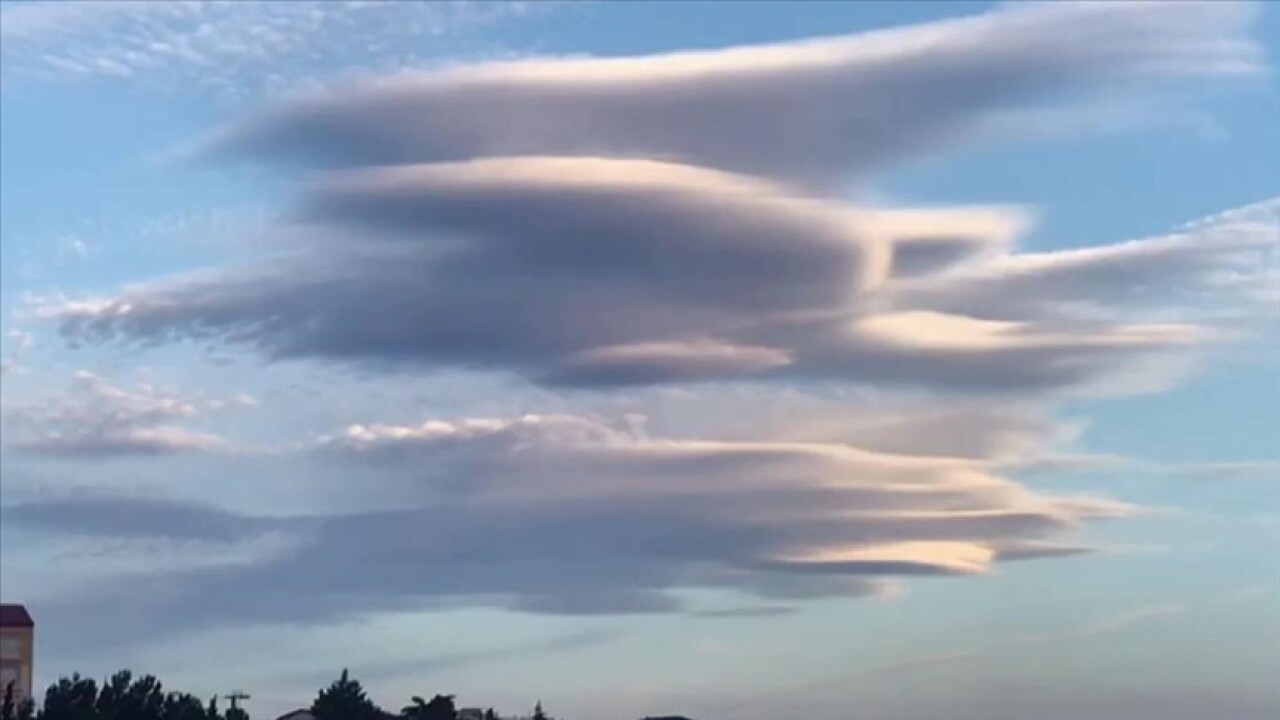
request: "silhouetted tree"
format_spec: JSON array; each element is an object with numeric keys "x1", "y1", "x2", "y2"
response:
[
  {"x1": 161, "y1": 693, "x2": 208, "y2": 720},
  {"x1": 483, "y1": 710, "x2": 495, "y2": 720},
  {"x1": 531, "y1": 701, "x2": 547, "y2": 720},
  {"x1": 95, "y1": 671, "x2": 167, "y2": 720},
  {"x1": 3, "y1": 681, "x2": 15, "y2": 720},
  {"x1": 401, "y1": 695, "x2": 454, "y2": 720},
  {"x1": 39, "y1": 673, "x2": 99, "y2": 720},
  {"x1": 311, "y1": 670, "x2": 380, "y2": 720},
  {"x1": 35, "y1": 672, "x2": 226, "y2": 720}
]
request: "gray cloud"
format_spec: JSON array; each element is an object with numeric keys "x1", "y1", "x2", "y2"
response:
[
  {"x1": 41, "y1": 4, "x2": 1267, "y2": 395},
  {"x1": 47, "y1": 157, "x2": 1227, "y2": 394},
  {"x1": 210, "y1": 2, "x2": 1261, "y2": 186},
  {"x1": 689, "y1": 605, "x2": 796, "y2": 619},
  {"x1": 10, "y1": 412, "x2": 1132, "y2": 649},
  {"x1": 2, "y1": 496, "x2": 258, "y2": 543}
]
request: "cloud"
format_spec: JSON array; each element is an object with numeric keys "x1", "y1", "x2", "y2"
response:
[
  {"x1": 1078, "y1": 603, "x2": 1187, "y2": 636},
  {"x1": 38, "y1": 3, "x2": 1268, "y2": 396},
  {"x1": 0, "y1": 1, "x2": 547, "y2": 98},
  {"x1": 1007, "y1": 453, "x2": 1280, "y2": 482},
  {"x1": 1, "y1": 371, "x2": 252, "y2": 457},
  {"x1": 990, "y1": 540, "x2": 1094, "y2": 563},
  {"x1": 1162, "y1": 460, "x2": 1280, "y2": 482},
  {"x1": 45, "y1": 157, "x2": 1238, "y2": 395},
  {"x1": 3, "y1": 496, "x2": 255, "y2": 543},
  {"x1": 8, "y1": 330, "x2": 35, "y2": 351},
  {"x1": 210, "y1": 2, "x2": 1262, "y2": 186},
  {"x1": 891, "y1": 198, "x2": 1280, "y2": 325},
  {"x1": 689, "y1": 606, "x2": 796, "y2": 619},
  {"x1": 7, "y1": 412, "x2": 1134, "y2": 647}
]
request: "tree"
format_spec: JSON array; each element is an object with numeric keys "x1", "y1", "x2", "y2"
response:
[
  {"x1": 39, "y1": 674, "x2": 99, "y2": 720},
  {"x1": 36, "y1": 671, "x2": 227, "y2": 720},
  {"x1": 310, "y1": 670, "x2": 380, "y2": 720},
  {"x1": 483, "y1": 710, "x2": 495, "y2": 720},
  {"x1": 3, "y1": 676, "x2": 15, "y2": 717},
  {"x1": 161, "y1": 693, "x2": 209, "y2": 720},
  {"x1": 3, "y1": 681, "x2": 15, "y2": 720},
  {"x1": 531, "y1": 702, "x2": 547, "y2": 720},
  {"x1": 95, "y1": 671, "x2": 167, "y2": 720},
  {"x1": 401, "y1": 695, "x2": 454, "y2": 720}
]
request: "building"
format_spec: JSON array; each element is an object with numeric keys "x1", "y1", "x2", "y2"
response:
[{"x1": 0, "y1": 604, "x2": 34, "y2": 701}]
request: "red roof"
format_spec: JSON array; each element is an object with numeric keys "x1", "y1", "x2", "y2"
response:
[{"x1": 0, "y1": 604, "x2": 33, "y2": 627}]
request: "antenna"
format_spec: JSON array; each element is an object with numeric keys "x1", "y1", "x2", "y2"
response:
[{"x1": 225, "y1": 692, "x2": 251, "y2": 711}]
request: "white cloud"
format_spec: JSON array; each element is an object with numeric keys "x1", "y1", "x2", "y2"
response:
[
  {"x1": 891, "y1": 197, "x2": 1280, "y2": 325},
  {"x1": 0, "y1": 1, "x2": 550, "y2": 98},
  {"x1": 1, "y1": 370, "x2": 253, "y2": 457}
]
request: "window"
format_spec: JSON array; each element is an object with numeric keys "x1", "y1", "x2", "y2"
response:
[{"x1": 0, "y1": 637, "x2": 20, "y2": 659}]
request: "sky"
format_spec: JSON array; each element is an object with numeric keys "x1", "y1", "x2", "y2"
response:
[{"x1": 0, "y1": 2, "x2": 1278, "y2": 719}]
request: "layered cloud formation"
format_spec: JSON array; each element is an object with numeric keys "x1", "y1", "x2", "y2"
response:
[
  {"x1": 10, "y1": 1, "x2": 1276, "y2": 650},
  {"x1": 4, "y1": 411, "x2": 1130, "y2": 647},
  {"x1": 47, "y1": 2, "x2": 1271, "y2": 396},
  {"x1": 46, "y1": 171, "x2": 1274, "y2": 393}
]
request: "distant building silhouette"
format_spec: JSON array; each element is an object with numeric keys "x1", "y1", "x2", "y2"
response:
[{"x1": 0, "y1": 604, "x2": 34, "y2": 700}]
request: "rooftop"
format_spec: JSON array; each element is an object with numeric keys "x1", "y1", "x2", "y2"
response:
[{"x1": 0, "y1": 604, "x2": 34, "y2": 628}]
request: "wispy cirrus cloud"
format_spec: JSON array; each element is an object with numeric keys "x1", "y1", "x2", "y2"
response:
[
  {"x1": 1, "y1": 370, "x2": 254, "y2": 457},
  {"x1": 1007, "y1": 453, "x2": 1280, "y2": 482},
  {"x1": 0, "y1": 1, "x2": 550, "y2": 98}
]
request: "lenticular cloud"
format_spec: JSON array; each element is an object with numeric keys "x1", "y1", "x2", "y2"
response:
[
  {"x1": 51, "y1": 2, "x2": 1264, "y2": 394},
  {"x1": 26, "y1": 1, "x2": 1276, "y2": 627}
]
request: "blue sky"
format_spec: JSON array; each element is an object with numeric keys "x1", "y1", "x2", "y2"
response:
[{"x1": 0, "y1": 2, "x2": 1277, "y2": 719}]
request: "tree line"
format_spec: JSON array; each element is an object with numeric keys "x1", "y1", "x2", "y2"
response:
[{"x1": 2, "y1": 669, "x2": 562, "y2": 720}]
